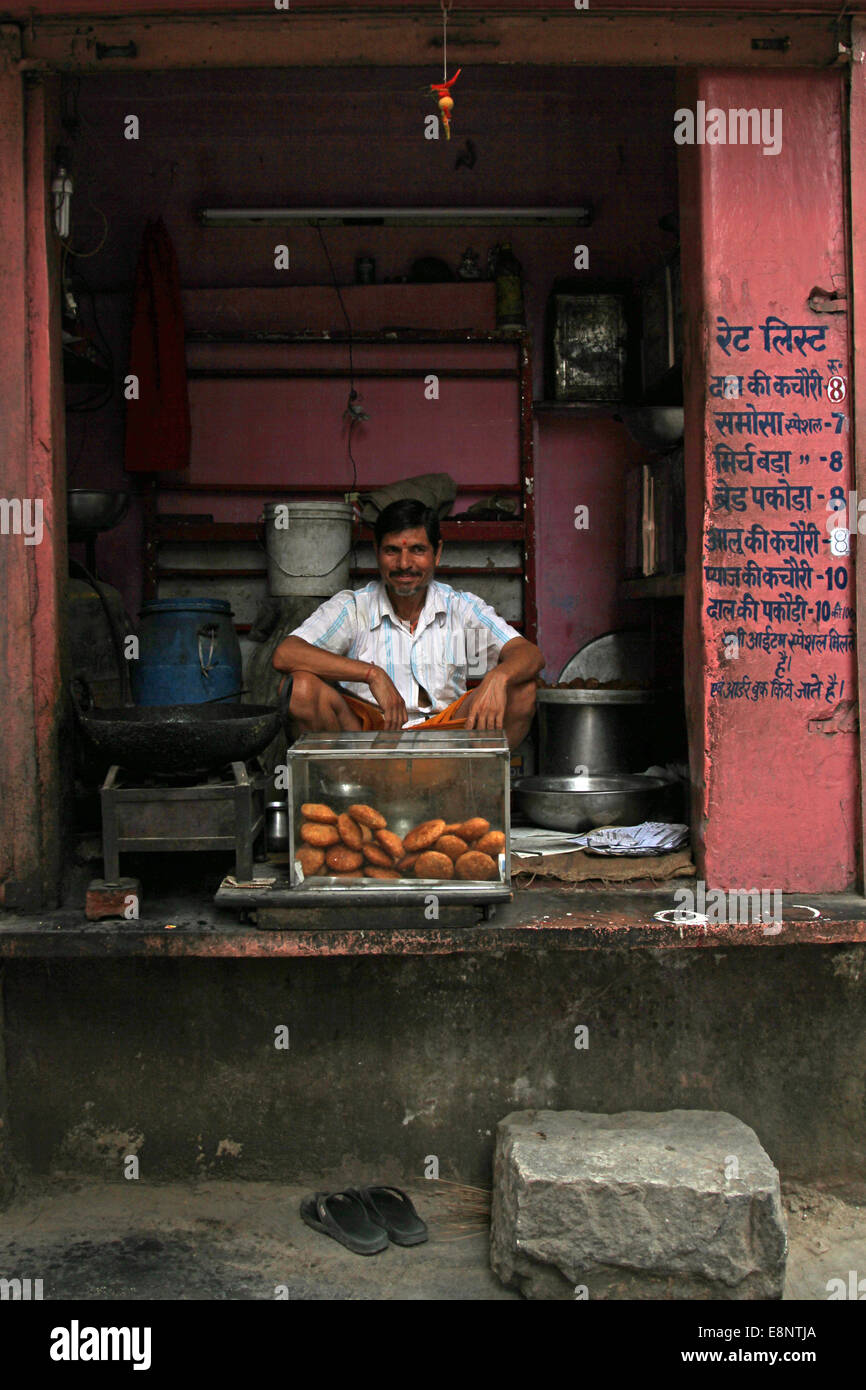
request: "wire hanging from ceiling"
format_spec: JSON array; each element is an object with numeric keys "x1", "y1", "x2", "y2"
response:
[
  {"x1": 315, "y1": 224, "x2": 365, "y2": 495},
  {"x1": 431, "y1": 0, "x2": 461, "y2": 141}
]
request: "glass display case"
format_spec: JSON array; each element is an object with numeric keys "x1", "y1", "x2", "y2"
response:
[{"x1": 286, "y1": 729, "x2": 511, "y2": 903}]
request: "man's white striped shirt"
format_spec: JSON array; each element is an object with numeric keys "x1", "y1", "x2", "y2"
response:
[{"x1": 290, "y1": 579, "x2": 521, "y2": 726}]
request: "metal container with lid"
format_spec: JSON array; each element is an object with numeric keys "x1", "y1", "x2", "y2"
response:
[
  {"x1": 537, "y1": 687, "x2": 657, "y2": 777},
  {"x1": 540, "y1": 629, "x2": 658, "y2": 776}
]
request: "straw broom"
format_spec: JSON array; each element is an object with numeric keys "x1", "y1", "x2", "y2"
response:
[{"x1": 423, "y1": 1179, "x2": 492, "y2": 1241}]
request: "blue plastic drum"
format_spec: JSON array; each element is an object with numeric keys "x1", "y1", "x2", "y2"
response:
[{"x1": 131, "y1": 598, "x2": 243, "y2": 706}]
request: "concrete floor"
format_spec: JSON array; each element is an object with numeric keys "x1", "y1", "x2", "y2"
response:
[
  {"x1": 0, "y1": 1178, "x2": 509, "y2": 1300},
  {"x1": 0, "y1": 1177, "x2": 864, "y2": 1300}
]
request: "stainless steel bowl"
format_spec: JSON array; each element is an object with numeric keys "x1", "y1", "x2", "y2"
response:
[
  {"x1": 67, "y1": 489, "x2": 130, "y2": 539},
  {"x1": 619, "y1": 407, "x2": 683, "y2": 452},
  {"x1": 513, "y1": 774, "x2": 669, "y2": 832},
  {"x1": 315, "y1": 772, "x2": 375, "y2": 801}
]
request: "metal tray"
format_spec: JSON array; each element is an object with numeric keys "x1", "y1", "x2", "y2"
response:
[{"x1": 256, "y1": 881, "x2": 512, "y2": 908}]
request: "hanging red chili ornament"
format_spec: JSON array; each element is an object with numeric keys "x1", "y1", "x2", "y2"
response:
[
  {"x1": 430, "y1": 1, "x2": 461, "y2": 141},
  {"x1": 431, "y1": 69, "x2": 461, "y2": 141}
]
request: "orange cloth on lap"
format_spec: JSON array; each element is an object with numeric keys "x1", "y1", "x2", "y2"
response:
[{"x1": 340, "y1": 690, "x2": 473, "y2": 732}]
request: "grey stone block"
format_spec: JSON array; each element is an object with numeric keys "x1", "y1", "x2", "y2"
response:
[{"x1": 490, "y1": 1109, "x2": 787, "y2": 1300}]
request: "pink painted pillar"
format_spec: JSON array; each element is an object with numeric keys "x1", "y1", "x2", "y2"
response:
[
  {"x1": 849, "y1": 18, "x2": 866, "y2": 894},
  {"x1": 0, "y1": 50, "x2": 66, "y2": 909},
  {"x1": 679, "y1": 70, "x2": 858, "y2": 891}
]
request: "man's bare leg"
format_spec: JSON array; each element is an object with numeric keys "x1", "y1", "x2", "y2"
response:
[
  {"x1": 287, "y1": 670, "x2": 364, "y2": 733},
  {"x1": 503, "y1": 679, "x2": 538, "y2": 751}
]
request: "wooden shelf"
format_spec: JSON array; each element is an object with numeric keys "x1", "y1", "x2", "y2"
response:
[
  {"x1": 619, "y1": 573, "x2": 685, "y2": 600},
  {"x1": 181, "y1": 286, "x2": 498, "y2": 339},
  {"x1": 350, "y1": 565, "x2": 524, "y2": 578},
  {"x1": 186, "y1": 328, "x2": 526, "y2": 346},
  {"x1": 143, "y1": 328, "x2": 537, "y2": 642},
  {"x1": 359, "y1": 520, "x2": 525, "y2": 541},
  {"x1": 158, "y1": 567, "x2": 264, "y2": 578},
  {"x1": 152, "y1": 522, "x2": 261, "y2": 543},
  {"x1": 153, "y1": 519, "x2": 525, "y2": 544},
  {"x1": 533, "y1": 400, "x2": 624, "y2": 417},
  {"x1": 157, "y1": 564, "x2": 524, "y2": 580},
  {"x1": 157, "y1": 481, "x2": 520, "y2": 496},
  {"x1": 187, "y1": 366, "x2": 518, "y2": 380}
]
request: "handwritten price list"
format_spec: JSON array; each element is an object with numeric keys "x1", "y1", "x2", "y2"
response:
[{"x1": 705, "y1": 314, "x2": 852, "y2": 703}]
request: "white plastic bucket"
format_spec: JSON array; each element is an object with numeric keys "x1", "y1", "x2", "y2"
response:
[{"x1": 263, "y1": 501, "x2": 355, "y2": 596}]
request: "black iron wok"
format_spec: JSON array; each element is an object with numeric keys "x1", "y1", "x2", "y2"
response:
[{"x1": 72, "y1": 677, "x2": 293, "y2": 777}]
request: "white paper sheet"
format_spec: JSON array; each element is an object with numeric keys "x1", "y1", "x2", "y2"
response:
[{"x1": 511, "y1": 822, "x2": 689, "y2": 858}]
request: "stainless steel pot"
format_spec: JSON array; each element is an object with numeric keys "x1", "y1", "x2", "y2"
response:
[
  {"x1": 266, "y1": 800, "x2": 289, "y2": 851},
  {"x1": 536, "y1": 688, "x2": 656, "y2": 776}
]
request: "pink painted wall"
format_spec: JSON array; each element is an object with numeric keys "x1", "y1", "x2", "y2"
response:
[
  {"x1": 181, "y1": 340, "x2": 518, "y2": 499},
  {"x1": 535, "y1": 416, "x2": 649, "y2": 673},
  {"x1": 681, "y1": 70, "x2": 858, "y2": 891},
  {"x1": 0, "y1": 72, "x2": 67, "y2": 909},
  {"x1": 63, "y1": 65, "x2": 678, "y2": 675}
]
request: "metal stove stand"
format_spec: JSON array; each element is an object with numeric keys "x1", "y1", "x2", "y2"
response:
[{"x1": 101, "y1": 759, "x2": 269, "y2": 883}]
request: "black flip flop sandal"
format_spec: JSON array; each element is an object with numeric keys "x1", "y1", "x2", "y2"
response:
[
  {"x1": 299, "y1": 1190, "x2": 390, "y2": 1256},
  {"x1": 350, "y1": 1186, "x2": 429, "y2": 1246}
]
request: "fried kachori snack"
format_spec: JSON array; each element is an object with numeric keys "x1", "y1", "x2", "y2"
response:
[
  {"x1": 414, "y1": 851, "x2": 454, "y2": 879},
  {"x1": 301, "y1": 803, "x2": 338, "y2": 824},
  {"x1": 474, "y1": 830, "x2": 505, "y2": 857},
  {"x1": 375, "y1": 829, "x2": 404, "y2": 861},
  {"x1": 300, "y1": 821, "x2": 341, "y2": 847},
  {"x1": 434, "y1": 834, "x2": 469, "y2": 862},
  {"x1": 325, "y1": 845, "x2": 364, "y2": 873},
  {"x1": 348, "y1": 804, "x2": 387, "y2": 829},
  {"x1": 404, "y1": 819, "x2": 447, "y2": 852},
  {"x1": 337, "y1": 812, "x2": 364, "y2": 850},
  {"x1": 455, "y1": 850, "x2": 498, "y2": 880},
  {"x1": 457, "y1": 818, "x2": 490, "y2": 842},
  {"x1": 362, "y1": 843, "x2": 394, "y2": 868},
  {"x1": 295, "y1": 845, "x2": 325, "y2": 877}
]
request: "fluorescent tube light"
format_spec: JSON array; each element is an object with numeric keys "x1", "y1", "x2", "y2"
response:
[{"x1": 199, "y1": 206, "x2": 592, "y2": 227}]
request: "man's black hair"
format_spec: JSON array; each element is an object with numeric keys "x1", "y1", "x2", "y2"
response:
[{"x1": 374, "y1": 498, "x2": 441, "y2": 550}]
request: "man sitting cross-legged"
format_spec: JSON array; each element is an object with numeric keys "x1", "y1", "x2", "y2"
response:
[{"x1": 272, "y1": 498, "x2": 544, "y2": 750}]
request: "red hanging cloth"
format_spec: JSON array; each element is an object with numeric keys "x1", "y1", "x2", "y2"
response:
[{"x1": 124, "y1": 217, "x2": 191, "y2": 472}]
